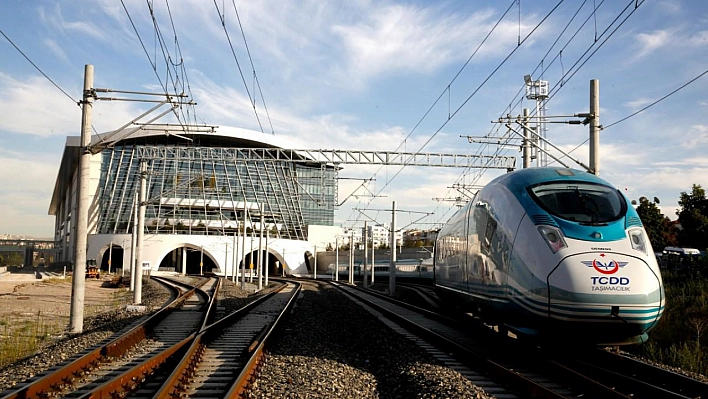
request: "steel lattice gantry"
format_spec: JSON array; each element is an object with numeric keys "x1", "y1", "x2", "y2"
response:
[{"x1": 135, "y1": 147, "x2": 517, "y2": 169}]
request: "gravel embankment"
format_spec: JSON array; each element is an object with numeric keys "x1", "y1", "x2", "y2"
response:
[
  {"x1": 246, "y1": 280, "x2": 494, "y2": 399},
  {"x1": 0, "y1": 279, "x2": 172, "y2": 392}
]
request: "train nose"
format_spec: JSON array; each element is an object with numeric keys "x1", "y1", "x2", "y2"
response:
[{"x1": 545, "y1": 253, "x2": 663, "y2": 328}]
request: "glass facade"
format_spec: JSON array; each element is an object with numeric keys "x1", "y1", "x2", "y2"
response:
[{"x1": 95, "y1": 137, "x2": 336, "y2": 240}]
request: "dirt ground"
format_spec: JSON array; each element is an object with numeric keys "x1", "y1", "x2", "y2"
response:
[{"x1": 0, "y1": 268, "x2": 132, "y2": 333}]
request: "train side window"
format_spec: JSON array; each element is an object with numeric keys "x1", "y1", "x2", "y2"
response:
[{"x1": 484, "y1": 217, "x2": 497, "y2": 250}]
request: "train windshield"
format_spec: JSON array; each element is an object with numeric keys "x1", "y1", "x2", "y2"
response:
[{"x1": 528, "y1": 182, "x2": 626, "y2": 224}]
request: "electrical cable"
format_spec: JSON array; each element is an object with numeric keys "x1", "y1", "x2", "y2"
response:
[
  {"x1": 368, "y1": 0, "x2": 565, "y2": 200},
  {"x1": 213, "y1": 0, "x2": 265, "y2": 134},
  {"x1": 603, "y1": 68, "x2": 708, "y2": 130},
  {"x1": 343, "y1": 0, "x2": 521, "y2": 226},
  {"x1": 231, "y1": 0, "x2": 276, "y2": 135},
  {"x1": 463, "y1": 0, "x2": 643, "y2": 204},
  {"x1": 0, "y1": 28, "x2": 78, "y2": 105}
]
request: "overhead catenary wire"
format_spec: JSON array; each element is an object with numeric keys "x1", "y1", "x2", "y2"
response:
[
  {"x1": 213, "y1": 0, "x2": 265, "y2": 134},
  {"x1": 347, "y1": 0, "x2": 569, "y2": 229},
  {"x1": 231, "y1": 0, "x2": 276, "y2": 135},
  {"x1": 603, "y1": 68, "x2": 708, "y2": 130},
  {"x1": 121, "y1": 0, "x2": 197, "y2": 134},
  {"x1": 431, "y1": 0, "x2": 640, "y2": 225},
  {"x1": 163, "y1": 0, "x2": 199, "y2": 127},
  {"x1": 462, "y1": 0, "x2": 645, "y2": 201},
  {"x1": 367, "y1": 1, "x2": 566, "y2": 203},
  {"x1": 0, "y1": 28, "x2": 78, "y2": 105},
  {"x1": 146, "y1": 0, "x2": 198, "y2": 129},
  {"x1": 0, "y1": 27, "x2": 106, "y2": 137},
  {"x1": 343, "y1": 0, "x2": 521, "y2": 228}
]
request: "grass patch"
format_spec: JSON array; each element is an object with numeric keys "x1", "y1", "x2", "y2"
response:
[
  {"x1": 637, "y1": 257, "x2": 708, "y2": 375},
  {"x1": 0, "y1": 311, "x2": 65, "y2": 368}
]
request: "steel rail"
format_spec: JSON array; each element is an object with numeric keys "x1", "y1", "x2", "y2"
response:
[
  {"x1": 334, "y1": 282, "x2": 632, "y2": 399},
  {"x1": 225, "y1": 281, "x2": 301, "y2": 398},
  {"x1": 74, "y1": 276, "x2": 219, "y2": 399},
  {"x1": 551, "y1": 349, "x2": 708, "y2": 398},
  {"x1": 152, "y1": 281, "x2": 299, "y2": 398},
  {"x1": 0, "y1": 276, "x2": 213, "y2": 399}
]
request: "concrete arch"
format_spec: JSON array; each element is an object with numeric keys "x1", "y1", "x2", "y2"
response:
[
  {"x1": 156, "y1": 244, "x2": 220, "y2": 275},
  {"x1": 97, "y1": 242, "x2": 125, "y2": 274},
  {"x1": 236, "y1": 248, "x2": 286, "y2": 277}
]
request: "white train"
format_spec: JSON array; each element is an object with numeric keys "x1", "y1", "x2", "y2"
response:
[{"x1": 434, "y1": 167, "x2": 664, "y2": 346}]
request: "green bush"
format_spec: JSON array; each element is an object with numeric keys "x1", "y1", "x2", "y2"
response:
[{"x1": 640, "y1": 261, "x2": 708, "y2": 375}]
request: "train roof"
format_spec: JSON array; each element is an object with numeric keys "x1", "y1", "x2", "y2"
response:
[{"x1": 490, "y1": 167, "x2": 612, "y2": 193}]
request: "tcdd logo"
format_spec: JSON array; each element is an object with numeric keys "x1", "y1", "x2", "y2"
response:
[
  {"x1": 590, "y1": 276, "x2": 630, "y2": 285},
  {"x1": 581, "y1": 259, "x2": 628, "y2": 274}
]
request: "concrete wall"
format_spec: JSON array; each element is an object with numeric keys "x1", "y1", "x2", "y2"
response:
[{"x1": 87, "y1": 233, "x2": 314, "y2": 276}]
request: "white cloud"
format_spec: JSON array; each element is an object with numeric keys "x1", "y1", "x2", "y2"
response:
[
  {"x1": 331, "y1": 5, "x2": 521, "y2": 85},
  {"x1": 44, "y1": 39, "x2": 69, "y2": 64},
  {"x1": 0, "y1": 151, "x2": 61, "y2": 237},
  {"x1": 39, "y1": 4, "x2": 108, "y2": 41},
  {"x1": 681, "y1": 124, "x2": 708, "y2": 148},
  {"x1": 633, "y1": 30, "x2": 672, "y2": 59},
  {"x1": 0, "y1": 73, "x2": 153, "y2": 138},
  {"x1": 0, "y1": 73, "x2": 81, "y2": 137},
  {"x1": 623, "y1": 97, "x2": 654, "y2": 110}
]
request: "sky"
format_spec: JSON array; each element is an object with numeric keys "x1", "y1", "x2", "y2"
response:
[{"x1": 1, "y1": 0, "x2": 707, "y2": 238}]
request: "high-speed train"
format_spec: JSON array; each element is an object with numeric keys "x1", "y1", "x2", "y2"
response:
[{"x1": 434, "y1": 167, "x2": 664, "y2": 346}]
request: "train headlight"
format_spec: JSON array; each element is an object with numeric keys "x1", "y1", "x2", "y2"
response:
[
  {"x1": 538, "y1": 226, "x2": 567, "y2": 253},
  {"x1": 628, "y1": 228, "x2": 647, "y2": 254}
]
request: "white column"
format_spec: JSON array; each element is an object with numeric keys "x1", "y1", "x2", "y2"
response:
[
  {"x1": 134, "y1": 161, "x2": 147, "y2": 305},
  {"x1": 389, "y1": 201, "x2": 396, "y2": 296},
  {"x1": 69, "y1": 64, "x2": 93, "y2": 333}
]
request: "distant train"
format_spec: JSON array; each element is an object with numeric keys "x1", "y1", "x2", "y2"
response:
[{"x1": 434, "y1": 167, "x2": 664, "y2": 346}]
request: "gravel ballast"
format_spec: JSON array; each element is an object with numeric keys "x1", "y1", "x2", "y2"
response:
[
  {"x1": 0, "y1": 278, "x2": 172, "y2": 392},
  {"x1": 245, "y1": 280, "x2": 494, "y2": 399}
]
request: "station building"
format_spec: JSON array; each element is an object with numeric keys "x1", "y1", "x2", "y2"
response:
[{"x1": 48, "y1": 126, "x2": 338, "y2": 277}]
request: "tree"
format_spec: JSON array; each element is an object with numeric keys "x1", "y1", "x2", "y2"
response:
[
  {"x1": 677, "y1": 184, "x2": 708, "y2": 250},
  {"x1": 636, "y1": 198, "x2": 677, "y2": 251}
]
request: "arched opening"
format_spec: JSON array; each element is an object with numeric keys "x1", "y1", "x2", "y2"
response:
[
  {"x1": 158, "y1": 246, "x2": 218, "y2": 275},
  {"x1": 99, "y1": 245, "x2": 124, "y2": 274},
  {"x1": 238, "y1": 250, "x2": 283, "y2": 277}
]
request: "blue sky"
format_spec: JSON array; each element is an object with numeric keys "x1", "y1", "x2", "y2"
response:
[{"x1": 1, "y1": 0, "x2": 707, "y2": 238}]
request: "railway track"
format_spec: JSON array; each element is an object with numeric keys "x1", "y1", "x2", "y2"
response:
[
  {"x1": 4, "y1": 276, "x2": 704, "y2": 398},
  {"x1": 152, "y1": 280, "x2": 300, "y2": 398},
  {"x1": 0, "y1": 276, "x2": 218, "y2": 399},
  {"x1": 334, "y1": 282, "x2": 708, "y2": 399}
]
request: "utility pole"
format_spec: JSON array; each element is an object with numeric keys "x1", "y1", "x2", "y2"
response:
[
  {"x1": 134, "y1": 161, "x2": 147, "y2": 304},
  {"x1": 349, "y1": 230, "x2": 354, "y2": 284},
  {"x1": 232, "y1": 231, "x2": 237, "y2": 282},
  {"x1": 264, "y1": 227, "x2": 269, "y2": 286},
  {"x1": 130, "y1": 193, "x2": 138, "y2": 291},
  {"x1": 69, "y1": 64, "x2": 93, "y2": 334},
  {"x1": 370, "y1": 239, "x2": 375, "y2": 284},
  {"x1": 589, "y1": 79, "x2": 600, "y2": 176},
  {"x1": 363, "y1": 221, "x2": 368, "y2": 288},
  {"x1": 389, "y1": 200, "x2": 397, "y2": 296},
  {"x1": 258, "y1": 210, "x2": 264, "y2": 290},
  {"x1": 492, "y1": 78, "x2": 599, "y2": 174},
  {"x1": 241, "y1": 206, "x2": 247, "y2": 289},
  {"x1": 522, "y1": 108, "x2": 531, "y2": 169}
]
